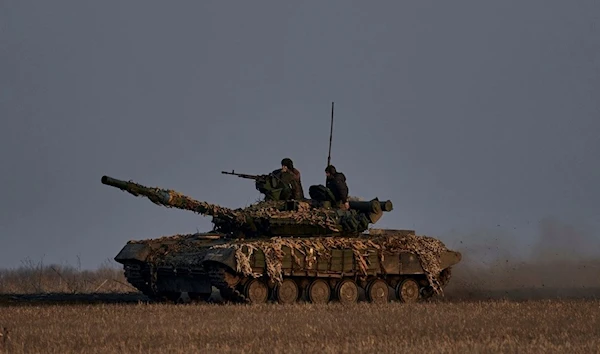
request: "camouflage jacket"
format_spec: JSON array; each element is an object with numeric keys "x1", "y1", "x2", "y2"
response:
[
  {"x1": 326, "y1": 172, "x2": 349, "y2": 203},
  {"x1": 272, "y1": 168, "x2": 305, "y2": 200}
]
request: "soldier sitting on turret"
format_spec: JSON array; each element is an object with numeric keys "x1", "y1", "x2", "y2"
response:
[
  {"x1": 325, "y1": 165, "x2": 349, "y2": 210},
  {"x1": 272, "y1": 158, "x2": 305, "y2": 200}
]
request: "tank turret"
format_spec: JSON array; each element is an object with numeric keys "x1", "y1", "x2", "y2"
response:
[{"x1": 101, "y1": 175, "x2": 392, "y2": 237}]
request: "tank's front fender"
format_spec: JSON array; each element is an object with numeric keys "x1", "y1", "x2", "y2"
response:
[{"x1": 114, "y1": 243, "x2": 151, "y2": 264}]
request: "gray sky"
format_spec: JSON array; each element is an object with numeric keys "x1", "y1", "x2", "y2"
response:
[{"x1": 1, "y1": 1, "x2": 599, "y2": 269}]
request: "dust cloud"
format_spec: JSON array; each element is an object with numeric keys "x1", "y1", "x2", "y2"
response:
[{"x1": 444, "y1": 217, "x2": 600, "y2": 300}]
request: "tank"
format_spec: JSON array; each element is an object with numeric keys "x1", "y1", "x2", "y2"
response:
[{"x1": 102, "y1": 173, "x2": 461, "y2": 304}]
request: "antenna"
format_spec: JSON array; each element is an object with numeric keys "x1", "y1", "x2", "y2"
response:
[{"x1": 327, "y1": 101, "x2": 334, "y2": 167}]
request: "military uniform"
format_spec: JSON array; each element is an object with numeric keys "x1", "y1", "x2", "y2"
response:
[
  {"x1": 272, "y1": 158, "x2": 305, "y2": 200},
  {"x1": 325, "y1": 165, "x2": 349, "y2": 208}
]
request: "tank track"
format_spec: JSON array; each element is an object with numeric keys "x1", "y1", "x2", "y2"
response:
[
  {"x1": 123, "y1": 261, "x2": 452, "y2": 304},
  {"x1": 122, "y1": 262, "x2": 213, "y2": 302},
  {"x1": 122, "y1": 263, "x2": 156, "y2": 298},
  {"x1": 207, "y1": 264, "x2": 249, "y2": 303}
]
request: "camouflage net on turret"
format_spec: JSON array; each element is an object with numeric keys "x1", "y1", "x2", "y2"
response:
[
  {"x1": 115, "y1": 178, "x2": 344, "y2": 232},
  {"x1": 240, "y1": 201, "x2": 342, "y2": 231},
  {"x1": 210, "y1": 233, "x2": 452, "y2": 295},
  {"x1": 166, "y1": 194, "x2": 342, "y2": 231}
]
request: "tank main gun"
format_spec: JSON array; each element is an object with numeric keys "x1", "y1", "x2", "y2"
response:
[{"x1": 100, "y1": 175, "x2": 242, "y2": 222}]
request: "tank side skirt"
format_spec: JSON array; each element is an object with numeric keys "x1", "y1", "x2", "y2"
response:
[{"x1": 247, "y1": 245, "x2": 428, "y2": 278}]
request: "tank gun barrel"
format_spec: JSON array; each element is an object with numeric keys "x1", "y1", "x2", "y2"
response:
[{"x1": 101, "y1": 175, "x2": 237, "y2": 220}]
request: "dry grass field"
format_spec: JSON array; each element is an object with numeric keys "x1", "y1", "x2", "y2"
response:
[
  {"x1": 0, "y1": 300, "x2": 599, "y2": 353},
  {"x1": 0, "y1": 259, "x2": 133, "y2": 294}
]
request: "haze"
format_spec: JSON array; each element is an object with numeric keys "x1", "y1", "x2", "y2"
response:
[{"x1": 1, "y1": 1, "x2": 598, "y2": 269}]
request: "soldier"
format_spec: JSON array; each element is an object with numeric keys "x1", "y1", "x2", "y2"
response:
[
  {"x1": 325, "y1": 165, "x2": 349, "y2": 209},
  {"x1": 272, "y1": 158, "x2": 305, "y2": 200}
]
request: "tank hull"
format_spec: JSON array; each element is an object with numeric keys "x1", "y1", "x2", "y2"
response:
[{"x1": 113, "y1": 230, "x2": 461, "y2": 304}]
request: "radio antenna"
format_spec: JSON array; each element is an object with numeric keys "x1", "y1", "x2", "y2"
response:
[{"x1": 327, "y1": 101, "x2": 334, "y2": 167}]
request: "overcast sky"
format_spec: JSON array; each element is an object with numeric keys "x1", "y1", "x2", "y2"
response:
[{"x1": 1, "y1": 1, "x2": 598, "y2": 269}]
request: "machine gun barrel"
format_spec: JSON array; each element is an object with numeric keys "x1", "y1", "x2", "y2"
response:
[{"x1": 221, "y1": 170, "x2": 265, "y2": 180}]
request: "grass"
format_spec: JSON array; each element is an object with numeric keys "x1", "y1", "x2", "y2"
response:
[
  {"x1": 0, "y1": 258, "x2": 133, "y2": 294},
  {"x1": 0, "y1": 300, "x2": 599, "y2": 353}
]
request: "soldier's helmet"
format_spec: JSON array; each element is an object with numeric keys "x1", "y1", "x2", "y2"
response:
[
  {"x1": 325, "y1": 165, "x2": 336, "y2": 174},
  {"x1": 281, "y1": 158, "x2": 294, "y2": 169}
]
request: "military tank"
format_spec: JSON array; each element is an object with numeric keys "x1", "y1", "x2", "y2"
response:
[{"x1": 103, "y1": 172, "x2": 461, "y2": 304}]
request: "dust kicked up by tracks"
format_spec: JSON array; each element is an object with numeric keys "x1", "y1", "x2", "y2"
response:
[{"x1": 442, "y1": 216, "x2": 600, "y2": 301}]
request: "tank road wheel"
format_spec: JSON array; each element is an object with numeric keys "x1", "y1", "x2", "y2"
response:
[
  {"x1": 243, "y1": 278, "x2": 269, "y2": 303},
  {"x1": 366, "y1": 279, "x2": 389, "y2": 304},
  {"x1": 206, "y1": 264, "x2": 248, "y2": 303},
  {"x1": 335, "y1": 279, "x2": 358, "y2": 304},
  {"x1": 396, "y1": 278, "x2": 420, "y2": 303},
  {"x1": 275, "y1": 278, "x2": 299, "y2": 304},
  {"x1": 223, "y1": 271, "x2": 241, "y2": 288},
  {"x1": 308, "y1": 279, "x2": 330, "y2": 304},
  {"x1": 420, "y1": 286, "x2": 435, "y2": 300}
]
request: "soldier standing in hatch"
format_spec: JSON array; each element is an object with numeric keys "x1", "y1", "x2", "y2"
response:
[
  {"x1": 325, "y1": 165, "x2": 349, "y2": 210},
  {"x1": 272, "y1": 158, "x2": 305, "y2": 200}
]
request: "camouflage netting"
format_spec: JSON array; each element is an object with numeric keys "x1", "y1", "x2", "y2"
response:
[
  {"x1": 111, "y1": 179, "x2": 242, "y2": 221},
  {"x1": 146, "y1": 189, "x2": 245, "y2": 223},
  {"x1": 127, "y1": 233, "x2": 214, "y2": 267},
  {"x1": 113, "y1": 178, "x2": 347, "y2": 232},
  {"x1": 128, "y1": 233, "x2": 203, "y2": 245},
  {"x1": 210, "y1": 233, "x2": 452, "y2": 295},
  {"x1": 240, "y1": 200, "x2": 342, "y2": 231}
]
